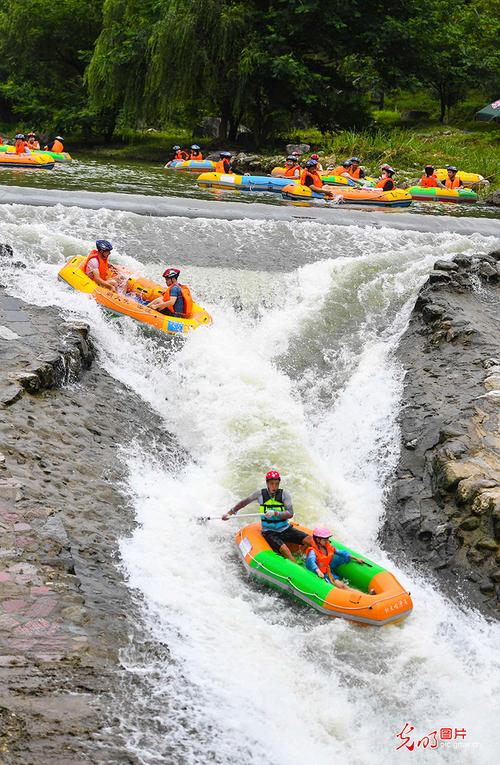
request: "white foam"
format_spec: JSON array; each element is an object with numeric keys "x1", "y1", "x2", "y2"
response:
[{"x1": 1, "y1": 208, "x2": 499, "y2": 764}]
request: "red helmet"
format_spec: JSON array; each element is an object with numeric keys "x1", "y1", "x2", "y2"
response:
[
  {"x1": 265, "y1": 470, "x2": 281, "y2": 481},
  {"x1": 311, "y1": 153, "x2": 319, "y2": 160},
  {"x1": 163, "y1": 267, "x2": 180, "y2": 280}
]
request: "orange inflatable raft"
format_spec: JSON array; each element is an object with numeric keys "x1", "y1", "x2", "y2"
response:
[
  {"x1": 58, "y1": 256, "x2": 212, "y2": 336},
  {"x1": 236, "y1": 522, "x2": 413, "y2": 626},
  {"x1": 0, "y1": 152, "x2": 55, "y2": 169}
]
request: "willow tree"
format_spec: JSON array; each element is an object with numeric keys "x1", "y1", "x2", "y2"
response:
[
  {"x1": 87, "y1": 0, "x2": 156, "y2": 137},
  {"x1": 87, "y1": 0, "x2": 251, "y2": 138},
  {"x1": 146, "y1": 0, "x2": 251, "y2": 139}
]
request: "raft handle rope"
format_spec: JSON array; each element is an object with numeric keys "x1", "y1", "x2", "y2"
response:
[{"x1": 237, "y1": 530, "x2": 410, "y2": 612}]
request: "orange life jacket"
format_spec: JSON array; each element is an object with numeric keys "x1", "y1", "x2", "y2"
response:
[
  {"x1": 332, "y1": 166, "x2": 349, "y2": 176},
  {"x1": 284, "y1": 164, "x2": 300, "y2": 177},
  {"x1": 0, "y1": 136, "x2": 3, "y2": 145},
  {"x1": 420, "y1": 175, "x2": 438, "y2": 188},
  {"x1": 215, "y1": 159, "x2": 230, "y2": 174},
  {"x1": 51, "y1": 139, "x2": 64, "y2": 153},
  {"x1": 162, "y1": 283, "x2": 193, "y2": 318},
  {"x1": 445, "y1": 176, "x2": 462, "y2": 189},
  {"x1": 15, "y1": 141, "x2": 25, "y2": 155},
  {"x1": 80, "y1": 249, "x2": 110, "y2": 281},
  {"x1": 376, "y1": 177, "x2": 395, "y2": 190},
  {"x1": 190, "y1": 152, "x2": 203, "y2": 160},
  {"x1": 348, "y1": 166, "x2": 361, "y2": 179},
  {"x1": 32, "y1": 140, "x2": 40, "y2": 150},
  {"x1": 300, "y1": 168, "x2": 323, "y2": 188},
  {"x1": 307, "y1": 539, "x2": 336, "y2": 574}
]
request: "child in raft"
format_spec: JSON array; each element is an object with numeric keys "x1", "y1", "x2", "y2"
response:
[{"x1": 305, "y1": 527, "x2": 374, "y2": 593}]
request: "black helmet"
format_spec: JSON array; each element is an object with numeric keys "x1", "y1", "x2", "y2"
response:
[
  {"x1": 162, "y1": 267, "x2": 180, "y2": 280},
  {"x1": 95, "y1": 239, "x2": 113, "y2": 252},
  {"x1": 55, "y1": 136, "x2": 64, "y2": 141},
  {"x1": 190, "y1": 144, "x2": 200, "y2": 150},
  {"x1": 446, "y1": 165, "x2": 458, "y2": 173},
  {"x1": 220, "y1": 151, "x2": 232, "y2": 158},
  {"x1": 15, "y1": 134, "x2": 25, "y2": 140},
  {"x1": 172, "y1": 145, "x2": 181, "y2": 151},
  {"x1": 286, "y1": 155, "x2": 296, "y2": 162},
  {"x1": 350, "y1": 156, "x2": 360, "y2": 163},
  {"x1": 342, "y1": 160, "x2": 352, "y2": 168},
  {"x1": 305, "y1": 159, "x2": 318, "y2": 168}
]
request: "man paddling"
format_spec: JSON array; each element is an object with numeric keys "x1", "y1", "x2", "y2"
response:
[{"x1": 222, "y1": 470, "x2": 312, "y2": 562}]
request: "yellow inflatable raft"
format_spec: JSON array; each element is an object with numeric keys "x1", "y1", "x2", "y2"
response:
[
  {"x1": 435, "y1": 168, "x2": 485, "y2": 188},
  {"x1": 58, "y1": 256, "x2": 212, "y2": 336}
]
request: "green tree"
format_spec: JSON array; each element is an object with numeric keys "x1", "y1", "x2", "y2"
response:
[{"x1": 0, "y1": 0, "x2": 103, "y2": 132}]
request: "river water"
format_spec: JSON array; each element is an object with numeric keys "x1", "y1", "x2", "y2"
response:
[
  {"x1": 1, "y1": 181, "x2": 500, "y2": 764},
  {"x1": 0, "y1": 155, "x2": 498, "y2": 218}
]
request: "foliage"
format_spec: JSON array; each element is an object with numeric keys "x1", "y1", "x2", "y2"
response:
[
  {"x1": 0, "y1": 0, "x2": 498, "y2": 143},
  {"x1": 0, "y1": 0, "x2": 102, "y2": 133}
]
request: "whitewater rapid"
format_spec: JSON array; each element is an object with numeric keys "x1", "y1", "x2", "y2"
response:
[{"x1": 1, "y1": 204, "x2": 499, "y2": 764}]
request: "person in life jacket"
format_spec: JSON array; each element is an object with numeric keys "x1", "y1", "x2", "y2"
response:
[
  {"x1": 275, "y1": 155, "x2": 301, "y2": 178},
  {"x1": 331, "y1": 160, "x2": 352, "y2": 179},
  {"x1": 189, "y1": 144, "x2": 203, "y2": 160},
  {"x1": 14, "y1": 134, "x2": 28, "y2": 154},
  {"x1": 147, "y1": 268, "x2": 193, "y2": 318},
  {"x1": 214, "y1": 151, "x2": 233, "y2": 174},
  {"x1": 310, "y1": 153, "x2": 324, "y2": 172},
  {"x1": 419, "y1": 165, "x2": 445, "y2": 188},
  {"x1": 45, "y1": 136, "x2": 64, "y2": 153},
  {"x1": 444, "y1": 165, "x2": 463, "y2": 189},
  {"x1": 347, "y1": 157, "x2": 365, "y2": 181},
  {"x1": 222, "y1": 469, "x2": 313, "y2": 562},
  {"x1": 305, "y1": 527, "x2": 371, "y2": 592},
  {"x1": 376, "y1": 164, "x2": 396, "y2": 191},
  {"x1": 26, "y1": 132, "x2": 40, "y2": 150},
  {"x1": 300, "y1": 159, "x2": 336, "y2": 198},
  {"x1": 80, "y1": 240, "x2": 119, "y2": 291}
]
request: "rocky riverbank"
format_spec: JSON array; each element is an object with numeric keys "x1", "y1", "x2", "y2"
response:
[
  {"x1": 0, "y1": 287, "x2": 174, "y2": 763},
  {"x1": 381, "y1": 250, "x2": 500, "y2": 618}
]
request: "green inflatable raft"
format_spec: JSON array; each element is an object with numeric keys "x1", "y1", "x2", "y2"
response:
[{"x1": 236, "y1": 522, "x2": 413, "y2": 626}]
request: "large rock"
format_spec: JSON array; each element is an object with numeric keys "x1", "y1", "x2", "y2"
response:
[
  {"x1": 485, "y1": 189, "x2": 500, "y2": 207},
  {"x1": 381, "y1": 250, "x2": 500, "y2": 618}
]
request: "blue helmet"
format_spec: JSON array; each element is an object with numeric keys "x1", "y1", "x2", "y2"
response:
[
  {"x1": 96, "y1": 240, "x2": 113, "y2": 252},
  {"x1": 305, "y1": 159, "x2": 318, "y2": 168},
  {"x1": 342, "y1": 160, "x2": 352, "y2": 167},
  {"x1": 350, "y1": 156, "x2": 361, "y2": 164},
  {"x1": 220, "y1": 151, "x2": 232, "y2": 158},
  {"x1": 190, "y1": 144, "x2": 200, "y2": 150},
  {"x1": 15, "y1": 134, "x2": 25, "y2": 140},
  {"x1": 172, "y1": 145, "x2": 181, "y2": 151}
]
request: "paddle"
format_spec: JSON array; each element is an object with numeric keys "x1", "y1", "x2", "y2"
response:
[{"x1": 196, "y1": 512, "x2": 262, "y2": 524}]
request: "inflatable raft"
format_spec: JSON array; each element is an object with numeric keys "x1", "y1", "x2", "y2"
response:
[
  {"x1": 165, "y1": 159, "x2": 215, "y2": 172},
  {"x1": 272, "y1": 167, "x2": 377, "y2": 187},
  {"x1": 197, "y1": 171, "x2": 293, "y2": 193},
  {"x1": 408, "y1": 186, "x2": 477, "y2": 203},
  {"x1": 0, "y1": 145, "x2": 71, "y2": 162},
  {"x1": 58, "y1": 256, "x2": 212, "y2": 336},
  {"x1": 435, "y1": 168, "x2": 484, "y2": 188},
  {"x1": 236, "y1": 523, "x2": 412, "y2": 626},
  {"x1": 282, "y1": 183, "x2": 412, "y2": 208},
  {"x1": 0, "y1": 152, "x2": 54, "y2": 169}
]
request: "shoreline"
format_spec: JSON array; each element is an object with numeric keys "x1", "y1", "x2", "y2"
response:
[
  {"x1": 0, "y1": 287, "x2": 174, "y2": 762},
  {"x1": 0, "y1": 184, "x2": 499, "y2": 237},
  {"x1": 381, "y1": 250, "x2": 500, "y2": 618}
]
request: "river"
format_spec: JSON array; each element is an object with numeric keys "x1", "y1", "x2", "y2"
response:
[{"x1": 0, "y1": 167, "x2": 499, "y2": 764}]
